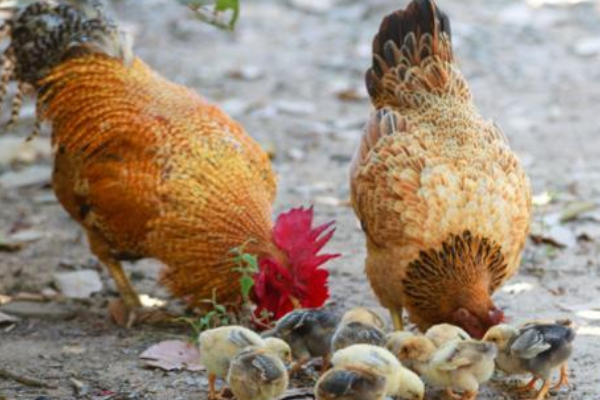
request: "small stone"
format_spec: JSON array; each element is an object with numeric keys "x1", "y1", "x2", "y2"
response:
[
  {"x1": 0, "y1": 301, "x2": 77, "y2": 320},
  {"x1": 275, "y1": 100, "x2": 316, "y2": 116},
  {"x1": 53, "y1": 270, "x2": 103, "y2": 299},
  {"x1": 0, "y1": 165, "x2": 52, "y2": 189},
  {"x1": 573, "y1": 37, "x2": 600, "y2": 57}
]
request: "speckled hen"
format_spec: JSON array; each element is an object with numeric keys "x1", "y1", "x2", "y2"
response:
[{"x1": 350, "y1": 0, "x2": 531, "y2": 337}]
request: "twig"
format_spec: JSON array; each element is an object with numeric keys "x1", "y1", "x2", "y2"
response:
[{"x1": 0, "y1": 367, "x2": 57, "y2": 388}]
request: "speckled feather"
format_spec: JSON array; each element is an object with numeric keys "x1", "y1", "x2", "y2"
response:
[
  {"x1": 351, "y1": 0, "x2": 531, "y2": 328},
  {"x1": 42, "y1": 54, "x2": 277, "y2": 306}
]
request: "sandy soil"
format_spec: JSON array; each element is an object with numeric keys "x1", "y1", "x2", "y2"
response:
[{"x1": 1, "y1": 0, "x2": 600, "y2": 398}]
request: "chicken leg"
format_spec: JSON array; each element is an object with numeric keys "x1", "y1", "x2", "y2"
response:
[{"x1": 390, "y1": 308, "x2": 404, "y2": 331}]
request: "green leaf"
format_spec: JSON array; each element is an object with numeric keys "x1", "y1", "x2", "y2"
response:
[
  {"x1": 181, "y1": 0, "x2": 240, "y2": 31},
  {"x1": 239, "y1": 275, "x2": 254, "y2": 300}
]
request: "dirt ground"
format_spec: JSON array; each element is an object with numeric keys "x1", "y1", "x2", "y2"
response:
[{"x1": 1, "y1": 0, "x2": 600, "y2": 399}]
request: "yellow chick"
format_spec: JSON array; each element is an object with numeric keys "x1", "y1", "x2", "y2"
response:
[
  {"x1": 331, "y1": 344, "x2": 424, "y2": 400},
  {"x1": 385, "y1": 331, "x2": 416, "y2": 370},
  {"x1": 398, "y1": 337, "x2": 497, "y2": 400},
  {"x1": 425, "y1": 323, "x2": 471, "y2": 348},
  {"x1": 315, "y1": 365, "x2": 387, "y2": 400},
  {"x1": 227, "y1": 346, "x2": 289, "y2": 400},
  {"x1": 340, "y1": 307, "x2": 386, "y2": 329},
  {"x1": 483, "y1": 322, "x2": 575, "y2": 400},
  {"x1": 332, "y1": 308, "x2": 387, "y2": 352},
  {"x1": 199, "y1": 326, "x2": 291, "y2": 400}
]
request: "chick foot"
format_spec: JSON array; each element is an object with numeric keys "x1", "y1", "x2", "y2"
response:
[
  {"x1": 515, "y1": 377, "x2": 538, "y2": 392},
  {"x1": 445, "y1": 388, "x2": 461, "y2": 400},
  {"x1": 532, "y1": 380, "x2": 550, "y2": 400},
  {"x1": 552, "y1": 364, "x2": 569, "y2": 390}
]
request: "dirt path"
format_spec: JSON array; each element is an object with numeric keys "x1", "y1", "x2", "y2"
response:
[{"x1": 1, "y1": 0, "x2": 600, "y2": 398}]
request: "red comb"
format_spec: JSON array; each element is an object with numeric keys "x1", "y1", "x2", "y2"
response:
[{"x1": 272, "y1": 206, "x2": 340, "y2": 306}]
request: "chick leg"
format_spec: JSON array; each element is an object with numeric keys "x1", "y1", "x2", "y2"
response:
[
  {"x1": 290, "y1": 356, "x2": 310, "y2": 376},
  {"x1": 445, "y1": 388, "x2": 461, "y2": 399},
  {"x1": 515, "y1": 377, "x2": 538, "y2": 392},
  {"x1": 460, "y1": 391, "x2": 477, "y2": 400},
  {"x1": 533, "y1": 380, "x2": 550, "y2": 400},
  {"x1": 552, "y1": 364, "x2": 569, "y2": 390},
  {"x1": 207, "y1": 373, "x2": 221, "y2": 400},
  {"x1": 320, "y1": 354, "x2": 331, "y2": 374},
  {"x1": 390, "y1": 308, "x2": 404, "y2": 331}
]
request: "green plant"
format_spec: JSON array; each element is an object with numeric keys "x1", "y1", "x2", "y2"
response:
[
  {"x1": 177, "y1": 0, "x2": 240, "y2": 31},
  {"x1": 230, "y1": 243, "x2": 259, "y2": 304},
  {"x1": 178, "y1": 290, "x2": 232, "y2": 343}
]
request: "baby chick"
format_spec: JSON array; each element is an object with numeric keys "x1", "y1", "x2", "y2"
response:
[
  {"x1": 385, "y1": 331, "x2": 416, "y2": 370},
  {"x1": 483, "y1": 322, "x2": 576, "y2": 400},
  {"x1": 315, "y1": 365, "x2": 387, "y2": 400},
  {"x1": 331, "y1": 308, "x2": 387, "y2": 352},
  {"x1": 199, "y1": 326, "x2": 291, "y2": 400},
  {"x1": 340, "y1": 307, "x2": 386, "y2": 328},
  {"x1": 332, "y1": 344, "x2": 424, "y2": 400},
  {"x1": 425, "y1": 323, "x2": 471, "y2": 348},
  {"x1": 263, "y1": 308, "x2": 340, "y2": 373},
  {"x1": 398, "y1": 336, "x2": 497, "y2": 400},
  {"x1": 227, "y1": 346, "x2": 289, "y2": 400}
]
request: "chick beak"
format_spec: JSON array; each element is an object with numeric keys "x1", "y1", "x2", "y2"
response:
[{"x1": 290, "y1": 296, "x2": 301, "y2": 309}]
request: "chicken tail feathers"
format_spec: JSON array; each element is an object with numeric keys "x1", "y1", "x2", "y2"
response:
[
  {"x1": 0, "y1": 1, "x2": 132, "y2": 88},
  {"x1": 366, "y1": 0, "x2": 470, "y2": 110}
]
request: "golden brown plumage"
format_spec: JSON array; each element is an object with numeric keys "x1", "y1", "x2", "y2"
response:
[
  {"x1": 350, "y1": 0, "x2": 531, "y2": 337},
  {"x1": 1, "y1": 1, "x2": 338, "y2": 323}
]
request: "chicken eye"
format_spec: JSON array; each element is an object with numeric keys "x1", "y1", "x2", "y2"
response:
[{"x1": 275, "y1": 273, "x2": 285, "y2": 282}]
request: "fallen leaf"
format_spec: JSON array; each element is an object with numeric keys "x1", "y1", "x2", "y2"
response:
[
  {"x1": 0, "y1": 310, "x2": 19, "y2": 325},
  {"x1": 53, "y1": 270, "x2": 103, "y2": 299},
  {"x1": 140, "y1": 340, "x2": 204, "y2": 372}
]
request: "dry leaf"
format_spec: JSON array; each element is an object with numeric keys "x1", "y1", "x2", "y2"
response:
[{"x1": 140, "y1": 340, "x2": 204, "y2": 372}]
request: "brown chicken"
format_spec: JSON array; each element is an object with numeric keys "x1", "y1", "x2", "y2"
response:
[
  {"x1": 0, "y1": 1, "x2": 338, "y2": 324},
  {"x1": 350, "y1": 0, "x2": 531, "y2": 338}
]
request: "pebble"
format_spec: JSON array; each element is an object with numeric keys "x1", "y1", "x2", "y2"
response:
[
  {"x1": 53, "y1": 270, "x2": 103, "y2": 299},
  {"x1": 0, "y1": 301, "x2": 77, "y2": 320}
]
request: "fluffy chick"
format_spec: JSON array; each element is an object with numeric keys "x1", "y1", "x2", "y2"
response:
[
  {"x1": 340, "y1": 307, "x2": 386, "y2": 329},
  {"x1": 263, "y1": 308, "x2": 340, "y2": 373},
  {"x1": 199, "y1": 326, "x2": 291, "y2": 400},
  {"x1": 425, "y1": 324, "x2": 472, "y2": 348},
  {"x1": 227, "y1": 346, "x2": 289, "y2": 400},
  {"x1": 315, "y1": 366, "x2": 387, "y2": 400},
  {"x1": 332, "y1": 308, "x2": 387, "y2": 352},
  {"x1": 483, "y1": 322, "x2": 575, "y2": 400},
  {"x1": 398, "y1": 337, "x2": 496, "y2": 400},
  {"x1": 332, "y1": 344, "x2": 424, "y2": 400}
]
